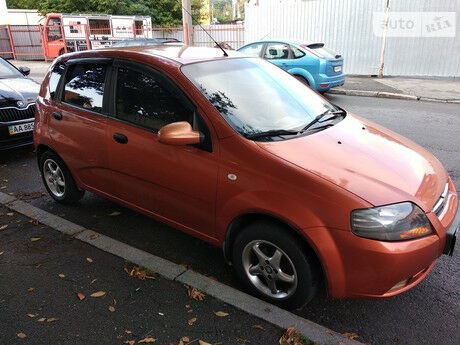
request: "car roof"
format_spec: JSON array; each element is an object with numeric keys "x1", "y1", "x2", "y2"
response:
[
  {"x1": 241, "y1": 39, "x2": 323, "y2": 47},
  {"x1": 96, "y1": 45, "x2": 244, "y2": 65}
]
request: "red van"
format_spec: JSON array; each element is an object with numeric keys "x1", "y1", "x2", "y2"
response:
[{"x1": 34, "y1": 46, "x2": 458, "y2": 308}]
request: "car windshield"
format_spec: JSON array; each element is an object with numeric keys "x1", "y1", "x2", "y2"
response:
[
  {"x1": 0, "y1": 58, "x2": 23, "y2": 78},
  {"x1": 181, "y1": 58, "x2": 338, "y2": 137}
]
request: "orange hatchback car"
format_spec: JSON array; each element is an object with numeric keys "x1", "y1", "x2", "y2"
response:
[{"x1": 34, "y1": 46, "x2": 458, "y2": 309}]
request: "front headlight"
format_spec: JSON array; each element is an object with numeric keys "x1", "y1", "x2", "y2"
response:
[{"x1": 351, "y1": 202, "x2": 433, "y2": 241}]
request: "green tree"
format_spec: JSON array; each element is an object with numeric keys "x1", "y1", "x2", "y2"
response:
[{"x1": 6, "y1": 0, "x2": 208, "y2": 26}]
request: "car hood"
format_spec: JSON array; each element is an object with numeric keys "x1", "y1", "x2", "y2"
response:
[
  {"x1": 0, "y1": 77, "x2": 39, "y2": 108},
  {"x1": 257, "y1": 114, "x2": 447, "y2": 212}
]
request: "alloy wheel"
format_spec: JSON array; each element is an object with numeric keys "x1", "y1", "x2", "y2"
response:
[{"x1": 241, "y1": 240, "x2": 298, "y2": 299}]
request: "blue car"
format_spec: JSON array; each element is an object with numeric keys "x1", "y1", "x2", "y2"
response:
[{"x1": 238, "y1": 40, "x2": 345, "y2": 92}]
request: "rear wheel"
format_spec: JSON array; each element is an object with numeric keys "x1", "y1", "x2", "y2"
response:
[
  {"x1": 232, "y1": 221, "x2": 319, "y2": 309},
  {"x1": 39, "y1": 151, "x2": 84, "y2": 204}
]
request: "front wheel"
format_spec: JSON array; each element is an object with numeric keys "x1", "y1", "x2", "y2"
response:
[
  {"x1": 39, "y1": 151, "x2": 84, "y2": 204},
  {"x1": 232, "y1": 222, "x2": 319, "y2": 309}
]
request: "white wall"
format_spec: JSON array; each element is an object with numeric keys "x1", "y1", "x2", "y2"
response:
[{"x1": 245, "y1": 0, "x2": 460, "y2": 77}]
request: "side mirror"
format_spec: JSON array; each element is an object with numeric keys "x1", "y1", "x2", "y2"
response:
[
  {"x1": 18, "y1": 66, "x2": 30, "y2": 76},
  {"x1": 158, "y1": 121, "x2": 202, "y2": 146}
]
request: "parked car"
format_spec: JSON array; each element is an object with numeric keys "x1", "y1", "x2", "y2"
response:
[
  {"x1": 34, "y1": 46, "x2": 458, "y2": 309},
  {"x1": 0, "y1": 58, "x2": 40, "y2": 150},
  {"x1": 238, "y1": 40, "x2": 345, "y2": 92},
  {"x1": 111, "y1": 38, "x2": 183, "y2": 48}
]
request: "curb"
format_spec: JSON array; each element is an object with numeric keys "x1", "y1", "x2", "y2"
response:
[
  {"x1": 0, "y1": 191, "x2": 363, "y2": 345},
  {"x1": 327, "y1": 89, "x2": 460, "y2": 103}
]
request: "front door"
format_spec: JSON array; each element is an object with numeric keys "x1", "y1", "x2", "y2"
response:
[{"x1": 106, "y1": 61, "x2": 219, "y2": 240}]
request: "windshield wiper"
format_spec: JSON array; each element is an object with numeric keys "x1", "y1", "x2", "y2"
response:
[
  {"x1": 244, "y1": 129, "x2": 300, "y2": 140},
  {"x1": 300, "y1": 109, "x2": 345, "y2": 132}
]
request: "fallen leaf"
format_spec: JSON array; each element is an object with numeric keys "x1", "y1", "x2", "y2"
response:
[
  {"x1": 124, "y1": 341, "x2": 135, "y2": 345},
  {"x1": 6, "y1": 212, "x2": 14, "y2": 216},
  {"x1": 17, "y1": 332, "x2": 26, "y2": 339},
  {"x1": 89, "y1": 234, "x2": 99, "y2": 240},
  {"x1": 0, "y1": 251, "x2": 3, "y2": 256},
  {"x1": 108, "y1": 306, "x2": 115, "y2": 312},
  {"x1": 188, "y1": 317, "x2": 197, "y2": 326},
  {"x1": 0, "y1": 225, "x2": 8, "y2": 230},
  {"x1": 29, "y1": 219, "x2": 39, "y2": 225},
  {"x1": 37, "y1": 318, "x2": 46, "y2": 322},
  {"x1": 124, "y1": 266, "x2": 155, "y2": 280},
  {"x1": 27, "y1": 313, "x2": 37, "y2": 318},
  {"x1": 109, "y1": 211, "x2": 121, "y2": 216},
  {"x1": 30, "y1": 237, "x2": 40, "y2": 242},
  {"x1": 58, "y1": 274, "x2": 65, "y2": 278},
  {"x1": 27, "y1": 287, "x2": 34, "y2": 292},
  {"x1": 86, "y1": 257, "x2": 93, "y2": 263},
  {"x1": 77, "y1": 292, "x2": 85, "y2": 300},
  {"x1": 343, "y1": 332, "x2": 359, "y2": 340},
  {"x1": 279, "y1": 327, "x2": 311, "y2": 345},
  {"x1": 198, "y1": 341, "x2": 211, "y2": 345},
  {"x1": 214, "y1": 311, "x2": 229, "y2": 317},
  {"x1": 90, "y1": 278, "x2": 97, "y2": 284},
  {"x1": 139, "y1": 338, "x2": 156, "y2": 343},
  {"x1": 46, "y1": 317, "x2": 58, "y2": 322},
  {"x1": 178, "y1": 337, "x2": 190, "y2": 345},
  {"x1": 90, "y1": 291, "x2": 106, "y2": 297},
  {"x1": 125, "y1": 330, "x2": 132, "y2": 334},
  {"x1": 252, "y1": 324, "x2": 265, "y2": 330},
  {"x1": 186, "y1": 286, "x2": 205, "y2": 301}
]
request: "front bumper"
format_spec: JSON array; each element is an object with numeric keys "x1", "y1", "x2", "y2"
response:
[
  {"x1": 0, "y1": 119, "x2": 34, "y2": 150},
  {"x1": 303, "y1": 181, "x2": 458, "y2": 299},
  {"x1": 443, "y1": 207, "x2": 459, "y2": 256}
]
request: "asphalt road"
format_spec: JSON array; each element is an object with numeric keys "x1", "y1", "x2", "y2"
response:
[
  {"x1": 0, "y1": 205, "x2": 282, "y2": 345},
  {"x1": 1, "y1": 95, "x2": 459, "y2": 345}
]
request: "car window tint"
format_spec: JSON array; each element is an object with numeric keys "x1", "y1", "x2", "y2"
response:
[
  {"x1": 292, "y1": 46, "x2": 305, "y2": 59},
  {"x1": 239, "y1": 42, "x2": 264, "y2": 57},
  {"x1": 115, "y1": 67, "x2": 192, "y2": 131},
  {"x1": 49, "y1": 63, "x2": 65, "y2": 99},
  {"x1": 264, "y1": 43, "x2": 290, "y2": 60},
  {"x1": 63, "y1": 63, "x2": 106, "y2": 113}
]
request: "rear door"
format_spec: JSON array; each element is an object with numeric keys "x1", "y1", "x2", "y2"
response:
[
  {"x1": 105, "y1": 60, "x2": 219, "y2": 239},
  {"x1": 49, "y1": 59, "x2": 112, "y2": 193}
]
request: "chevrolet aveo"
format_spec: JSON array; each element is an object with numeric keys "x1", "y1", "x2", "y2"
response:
[{"x1": 34, "y1": 46, "x2": 458, "y2": 309}]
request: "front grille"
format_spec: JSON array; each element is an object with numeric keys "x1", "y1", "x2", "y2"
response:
[
  {"x1": 433, "y1": 182, "x2": 449, "y2": 217},
  {"x1": 0, "y1": 104, "x2": 35, "y2": 122}
]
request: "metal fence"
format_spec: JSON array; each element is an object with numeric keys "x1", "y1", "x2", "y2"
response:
[
  {"x1": 245, "y1": 0, "x2": 460, "y2": 77},
  {"x1": 0, "y1": 23, "x2": 244, "y2": 61}
]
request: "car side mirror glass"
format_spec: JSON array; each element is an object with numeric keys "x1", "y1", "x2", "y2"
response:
[
  {"x1": 18, "y1": 66, "x2": 30, "y2": 76},
  {"x1": 158, "y1": 121, "x2": 202, "y2": 146}
]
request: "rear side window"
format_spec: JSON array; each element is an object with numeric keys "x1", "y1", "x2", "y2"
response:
[
  {"x1": 115, "y1": 67, "x2": 193, "y2": 131},
  {"x1": 49, "y1": 63, "x2": 65, "y2": 99},
  {"x1": 63, "y1": 63, "x2": 107, "y2": 113},
  {"x1": 292, "y1": 46, "x2": 305, "y2": 59},
  {"x1": 238, "y1": 42, "x2": 264, "y2": 57},
  {"x1": 264, "y1": 43, "x2": 290, "y2": 60}
]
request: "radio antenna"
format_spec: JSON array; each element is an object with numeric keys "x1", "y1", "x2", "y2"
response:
[{"x1": 179, "y1": 1, "x2": 228, "y2": 57}]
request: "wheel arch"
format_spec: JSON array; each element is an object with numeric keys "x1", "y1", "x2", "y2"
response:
[
  {"x1": 223, "y1": 212, "x2": 326, "y2": 288},
  {"x1": 288, "y1": 68, "x2": 316, "y2": 88}
]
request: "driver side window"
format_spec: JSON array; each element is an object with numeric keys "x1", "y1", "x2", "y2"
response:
[
  {"x1": 115, "y1": 67, "x2": 193, "y2": 132},
  {"x1": 239, "y1": 42, "x2": 264, "y2": 57}
]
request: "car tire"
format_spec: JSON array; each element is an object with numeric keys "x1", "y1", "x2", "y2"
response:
[
  {"x1": 39, "y1": 151, "x2": 84, "y2": 204},
  {"x1": 232, "y1": 221, "x2": 319, "y2": 309}
]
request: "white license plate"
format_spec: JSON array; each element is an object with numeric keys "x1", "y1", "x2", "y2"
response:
[
  {"x1": 8, "y1": 122, "x2": 34, "y2": 135},
  {"x1": 334, "y1": 65, "x2": 342, "y2": 72}
]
